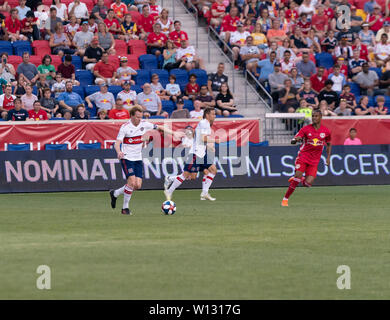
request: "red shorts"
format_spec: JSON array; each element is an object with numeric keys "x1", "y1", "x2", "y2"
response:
[{"x1": 295, "y1": 158, "x2": 318, "y2": 178}]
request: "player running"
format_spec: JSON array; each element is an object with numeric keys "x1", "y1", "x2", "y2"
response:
[
  {"x1": 110, "y1": 105, "x2": 182, "y2": 215},
  {"x1": 164, "y1": 107, "x2": 219, "y2": 201},
  {"x1": 282, "y1": 109, "x2": 332, "y2": 207}
]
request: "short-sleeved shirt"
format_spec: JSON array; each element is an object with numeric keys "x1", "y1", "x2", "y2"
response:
[
  {"x1": 58, "y1": 91, "x2": 83, "y2": 107},
  {"x1": 28, "y1": 109, "x2": 48, "y2": 120},
  {"x1": 379, "y1": 70, "x2": 390, "y2": 89},
  {"x1": 87, "y1": 91, "x2": 115, "y2": 111},
  {"x1": 318, "y1": 90, "x2": 339, "y2": 106},
  {"x1": 73, "y1": 31, "x2": 94, "y2": 49},
  {"x1": 7, "y1": 108, "x2": 29, "y2": 121},
  {"x1": 299, "y1": 90, "x2": 317, "y2": 105},
  {"x1": 117, "y1": 120, "x2": 157, "y2": 161},
  {"x1": 168, "y1": 30, "x2": 189, "y2": 47},
  {"x1": 216, "y1": 92, "x2": 233, "y2": 108},
  {"x1": 17, "y1": 63, "x2": 38, "y2": 81},
  {"x1": 136, "y1": 92, "x2": 161, "y2": 112},
  {"x1": 93, "y1": 61, "x2": 116, "y2": 78},
  {"x1": 354, "y1": 71, "x2": 378, "y2": 88},
  {"x1": 92, "y1": 5, "x2": 109, "y2": 19},
  {"x1": 57, "y1": 63, "x2": 76, "y2": 79},
  {"x1": 189, "y1": 119, "x2": 211, "y2": 158},
  {"x1": 295, "y1": 124, "x2": 331, "y2": 165},
  {"x1": 85, "y1": 46, "x2": 103, "y2": 62},
  {"x1": 5, "y1": 17, "x2": 22, "y2": 33},
  {"x1": 334, "y1": 107, "x2": 352, "y2": 116},
  {"x1": 208, "y1": 72, "x2": 228, "y2": 92},
  {"x1": 166, "y1": 83, "x2": 181, "y2": 95},
  {"x1": 117, "y1": 90, "x2": 137, "y2": 107},
  {"x1": 104, "y1": 18, "x2": 120, "y2": 34},
  {"x1": 109, "y1": 108, "x2": 130, "y2": 119},
  {"x1": 38, "y1": 64, "x2": 56, "y2": 80},
  {"x1": 0, "y1": 78, "x2": 7, "y2": 94},
  {"x1": 139, "y1": 14, "x2": 155, "y2": 33}
]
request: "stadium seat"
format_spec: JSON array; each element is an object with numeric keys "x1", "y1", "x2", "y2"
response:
[
  {"x1": 348, "y1": 82, "x2": 360, "y2": 96},
  {"x1": 128, "y1": 40, "x2": 147, "y2": 56},
  {"x1": 84, "y1": 0, "x2": 95, "y2": 11},
  {"x1": 385, "y1": 96, "x2": 390, "y2": 108},
  {"x1": 131, "y1": 85, "x2": 142, "y2": 93},
  {"x1": 85, "y1": 102, "x2": 97, "y2": 118},
  {"x1": 134, "y1": 69, "x2": 150, "y2": 86},
  {"x1": 150, "y1": 69, "x2": 169, "y2": 87},
  {"x1": 7, "y1": 143, "x2": 31, "y2": 151},
  {"x1": 108, "y1": 85, "x2": 122, "y2": 98},
  {"x1": 7, "y1": 0, "x2": 20, "y2": 7},
  {"x1": 183, "y1": 99, "x2": 194, "y2": 111},
  {"x1": 28, "y1": 55, "x2": 41, "y2": 67},
  {"x1": 149, "y1": 115, "x2": 166, "y2": 119},
  {"x1": 78, "y1": 142, "x2": 101, "y2": 150},
  {"x1": 162, "y1": 100, "x2": 175, "y2": 115},
  {"x1": 85, "y1": 85, "x2": 100, "y2": 97},
  {"x1": 315, "y1": 52, "x2": 334, "y2": 69},
  {"x1": 49, "y1": 117, "x2": 65, "y2": 120},
  {"x1": 368, "y1": 96, "x2": 375, "y2": 107},
  {"x1": 139, "y1": 54, "x2": 158, "y2": 70},
  {"x1": 0, "y1": 41, "x2": 14, "y2": 55},
  {"x1": 115, "y1": 40, "x2": 128, "y2": 55},
  {"x1": 44, "y1": 143, "x2": 68, "y2": 150},
  {"x1": 189, "y1": 69, "x2": 208, "y2": 86},
  {"x1": 8, "y1": 55, "x2": 22, "y2": 70},
  {"x1": 170, "y1": 69, "x2": 189, "y2": 87},
  {"x1": 76, "y1": 70, "x2": 94, "y2": 86},
  {"x1": 50, "y1": 55, "x2": 62, "y2": 69},
  {"x1": 229, "y1": 114, "x2": 244, "y2": 118},
  {"x1": 124, "y1": 54, "x2": 139, "y2": 70},
  {"x1": 66, "y1": 55, "x2": 82, "y2": 70},
  {"x1": 12, "y1": 41, "x2": 32, "y2": 56},
  {"x1": 31, "y1": 40, "x2": 51, "y2": 57},
  {"x1": 128, "y1": 10, "x2": 142, "y2": 25},
  {"x1": 72, "y1": 86, "x2": 85, "y2": 99},
  {"x1": 369, "y1": 67, "x2": 382, "y2": 78},
  {"x1": 108, "y1": 55, "x2": 120, "y2": 69},
  {"x1": 32, "y1": 86, "x2": 38, "y2": 96}
]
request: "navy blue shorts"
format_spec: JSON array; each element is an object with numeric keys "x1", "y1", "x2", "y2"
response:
[
  {"x1": 183, "y1": 153, "x2": 212, "y2": 173},
  {"x1": 121, "y1": 159, "x2": 143, "y2": 179}
]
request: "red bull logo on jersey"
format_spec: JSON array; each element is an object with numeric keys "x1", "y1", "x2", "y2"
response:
[{"x1": 309, "y1": 138, "x2": 324, "y2": 147}]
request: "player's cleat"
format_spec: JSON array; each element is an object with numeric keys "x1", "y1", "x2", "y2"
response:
[
  {"x1": 288, "y1": 176, "x2": 294, "y2": 183},
  {"x1": 164, "y1": 190, "x2": 172, "y2": 201},
  {"x1": 281, "y1": 199, "x2": 289, "y2": 207},
  {"x1": 121, "y1": 208, "x2": 132, "y2": 215},
  {"x1": 109, "y1": 190, "x2": 117, "y2": 209},
  {"x1": 164, "y1": 176, "x2": 173, "y2": 191},
  {"x1": 200, "y1": 193, "x2": 216, "y2": 201}
]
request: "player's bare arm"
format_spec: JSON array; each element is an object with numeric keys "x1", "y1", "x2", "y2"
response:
[
  {"x1": 114, "y1": 139, "x2": 124, "y2": 159},
  {"x1": 291, "y1": 136, "x2": 303, "y2": 144},
  {"x1": 155, "y1": 125, "x2": 184, "y2": 140},
  {"x1": 325, "y1": 142, "x2": 332, "y2": 166}
]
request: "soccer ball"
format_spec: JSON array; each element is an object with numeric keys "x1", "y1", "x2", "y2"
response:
[{"x1": 162, "y1": 200, "x2": 176, "y2": 215}]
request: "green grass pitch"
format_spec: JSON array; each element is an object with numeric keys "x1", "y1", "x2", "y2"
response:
[{"x1": 0, "y1": 186, "x2": 389, "y2": 299}]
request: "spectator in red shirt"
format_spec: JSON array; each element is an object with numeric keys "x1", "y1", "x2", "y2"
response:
[
  {"x1": 310, "y1": 66, "x2": 328, "y2": 93},
  {"x1": 108, "y1": 98, "x2": 130, "y2": 119},
  {"x1": 296, "y1": 12, "x2": 311, "y2": 36},
  {"x1": 368, "y1": 5, "x2": 386, "y2": 33},
  {"x1": 111, "y1": 0, "x2": 128, "y2": 22},
  {"x1": 20, "y1": 10, "x2": 39, "y2": 41},
  {"x1": 185, "y1": 74, "x2": 200, "y2": 101},
  {"x1": 139, "y1": 5, "x2": 156, "y2": 39},
  {"x1": 93, "y1": 52, "x2": 120, "y2": 85},
  {"x1": 220, "y1": 7, "x2": 240, "y2": 44},
  {"x1": 5, "y1": 8, "x2": 27, "y2": 41},
  {"x1": 168, "y1": 20, "x2": 189, "y2": 48},
  {"x1": 147, "y1": 22, "x2": 168, "y2": 57},
  {"x1": 329, "y1": 57, "x2": 349, "y2": 78},
  {"x1": 28, "y1": 101, "x2": 48, "y2": 121},
  {"x1": 210, "y1": 0, "x2": 226, "y2": 27},
  {"x1": 311, "y1": 6, "x2": 328, "y2": 39},
  {"x1": 104, "y1": 9, "x2": 121, "y2": 37}
]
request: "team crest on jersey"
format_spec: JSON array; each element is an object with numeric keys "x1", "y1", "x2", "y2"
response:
[
  {"x1": 320, "y1": 133, "x2": 325, "y2": 138},
  {"x1": 128, "y1": 168, "x2": 133, "y2": 173},
  {"x1": 140, "y1": 127, "x2": 144, "y2": 131},
  {"x1": 295, "y1": 164, "x2": 301, "y2": 169}
]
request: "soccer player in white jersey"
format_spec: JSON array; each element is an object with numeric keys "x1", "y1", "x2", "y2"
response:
[
  {"x1": 110, "y1": 105, "x2": 182, "y2": 215},
  {"x1": 164, "y1": 107, "x2": 219, "y2": 201}
]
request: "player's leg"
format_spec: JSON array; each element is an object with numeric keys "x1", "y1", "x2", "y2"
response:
[
  {"x1": 200, "y1": 165, "x2": 217, "y2": 201},
  {"x1": 110, "y1": 158, "x2": 133, "y2": 209},
  {"x1": 282, "y1": 160, "x2": 306, "y2": 206},
  {"x1": 164, "y1": 170, "x2": 192, "y2": 200},
  {"x1": 301, "y1": 164, "x2": 317, "y2": 187},
  {"x1": 121, "y1": 161, "x2": 143, "y2": 215}
]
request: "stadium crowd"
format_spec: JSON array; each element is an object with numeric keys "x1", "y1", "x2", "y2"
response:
[
  {"x1": 0, "y1": 0, "x2": 239, "y2": 121},
  {"x1": 194, "y1": 0, "x2": 390, "y2": 118}
]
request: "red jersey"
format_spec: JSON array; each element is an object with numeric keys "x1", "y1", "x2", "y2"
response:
[
  {"x1": 296, "y1": 20, "x2": 311, "y2": 35},
  {"x1": 368, "y1": 15, "x2": 385, "y2": 33},
  {"x1": 285, "y1": 9, "x2": 299, "y2": 22},
  {"x1": 109, "y1": 108, "x2": 130, "y2": 119},
  {"x1": 324, "y1": 7, "x2": 334, "y2": 20},
  {"x1": 221, "y1": 15, "x2": 240, "y2": 32},
  {"x1": 5, "y1": 17, "x2": 21, "y2": 33},
  {"x1": 295, "y1": 124, "x2": 331, "y2": 165},
  {"x1": 185, "y1": 83, "x2": 200, "y2": 95},
  {"x1": 310, "y1": 73, "x2": 328, "y2": 93},
  {"x1": 104, "y1": 18, "x2": 120, "y2": 34},
  {"x1": 1, "y1": 95, "x2": 15, "y2": 110},
  {"x1": 311, "y1": 14, "x2": 328, "y2": 32},
  {"x1": 28, "y1": 109, "x2": 48, "y2": 121},
  {"x1": 139, "y1": 14, "x2": 156, "y2": 33},
  {"x1": 147, "y1": 32, "x2": 168, "y2": 45},
  {"x1": 168, "y1": 30, "x2": 189, "y2": 48},
  {"x1": 211, "y1": 2, "x2": 226, "y2": 18},
  {"x1": 93, "y1": 61, "x2": 116, "y2": 78},
  {"x1": 111, "y1": 3, "x2": 127, "y2": 19},
  {"x1": 352, "y1": 44, "x2": 369, "y2": 61},
  {"x1": 21, "y1": 17, "x2": 38, "y2": 31},
  {"x1": 329, "y1": 65, "x2": 348, "y2": 77}
]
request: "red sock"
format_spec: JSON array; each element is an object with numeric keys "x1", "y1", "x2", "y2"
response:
[
  {"x1": 284, "y1": 177, "x2": 301, "y2": 199},
  {"x1": 302, "y1": 180, "x2": 312, "y2": 187}
]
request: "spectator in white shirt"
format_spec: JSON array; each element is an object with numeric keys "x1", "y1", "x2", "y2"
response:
[
  {"x1": 68, "y1": 0, "x2": 89, "y2": 22},
  {"x1": 176, "y1": 40, "x2": 205, "y2": 71}
]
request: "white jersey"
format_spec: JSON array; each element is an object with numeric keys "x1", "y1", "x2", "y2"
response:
[
  {"x1": 189, "y1": 119, "x2": 211, "y2": 158},
  {"x1": 117, "y1": 120, "x2": 157, "y2": 161},
  {"x1": 157, "y1": 18, "x2": 173, "y2": 35},
  {"x1": 181, "y1": 136, "x2": 193, "y2": 148},
  {"x1": 117, "y1": 90, "x2": 137, "y2": 108}
]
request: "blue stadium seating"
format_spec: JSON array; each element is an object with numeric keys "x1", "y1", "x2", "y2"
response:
[
  {"x1": 72, "y1": 86, "x2": 85, "y2": 99},
  {"x1": 49, "y1": 117, "x2": 65, "y2": 120},
  {"x1": 170, "y1": 69, "x2": 189, "y2": 87},
  {"x1": 369, "y1": 67, "x2": 382, "y2": 78},
  {"x1": 108, "y1": 85, "x2": 122, "y2": 98},
  {"x1": 368, "y1": 96, "x2": 375, "y2": 106},
  {"x1": 150, "y1": 69, "x2": 169, "y2": 87},
  {"x1": 139, "y1": 54, "x2": 158, "y2": 69},
  {"x1": 315, "y1": 52, "x2": 334, "y2": 69},
  {"x1": 67, "y1": 55, "x2": 82, "y2": 70},
  {"x1": 348, "y1": 82, "x2": 360, "y2": 96},
  {"x1": 44, "y1": 143, "x2": 68, "y2": 150},
  {"x1": 0, "y1": 41, "x2": 13, "y2": 55},
  {"x1": 85, "y1": 101, "x2": 97, "y2": 117},
  {"x1": 189, "y1": 69, "x2": 208, "y2": 86},
  {"x1": 229, "y1": 114, "x2": 244, "y2": 118},
  {"x1": 149, "y1": 115, "x2": 166, "y2": 119},
  {"x1": 162, "y1": 100, "x2": 175, "y2": 115},
  {"x1": 131, "y1": 85, "x2": 142, "y2": 94},
  {"x1": 12, "y1": 41, "x2": 32, "y2": 56},
  {"x1": 7, "y1": 143, "x2": 31, "y2": 151},
  {"x1": 183, "y1": 99, "x2": 194, "y2": 111},
  {"x1": 85, "y1": 85, "x2": 100, "y2": 97},
  {"x1": 75, "y1": 70, "x2": 94, "y2": 86},
  {"x1": 78, "y1": 142, "x2": 101, "y2": 149},
  {"x1": 32, "y1": 86, "x2": 38, "y2": 96},
  {"x1": 134, "y1": 69, "x2": 150, "y2": 86}
]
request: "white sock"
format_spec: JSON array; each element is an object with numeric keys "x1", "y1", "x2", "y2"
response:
[
  {"x1": 167, "y1": 174, "x2": 185, "y2": 194},
  {"x1": 114, "y1": 185, "x2": 125, "y2": 197},
  {"x1": 123, "y1": 184, "x2": 133, "y2": 209},
  {"x1": 202, "y1": 173, "x2": 215, "y2": 195}
]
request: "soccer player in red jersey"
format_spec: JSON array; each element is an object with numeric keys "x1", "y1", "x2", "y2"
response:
[{"x1": 281, "y1": 110, "x2": 332, "y2": 207}]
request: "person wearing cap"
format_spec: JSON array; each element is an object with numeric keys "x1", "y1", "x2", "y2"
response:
[
  {"x1": 170, "y1": 98, "x2": 190, "y2": 119},
  {"x1": 350, "y1": 6, "x2": 364, "y2": 35},
  {"x1": 353, "y1": 62, "x2": 380, "y2": 96},
  {"x1": 116, "y1": 56, "x2": 137, "y2": 85},
  {"x1": 73, "y1": 21, "x2": 94, "y2": 56},
  {"x1": 359, "y1": 23, "x2": 376, "y2": 48},
  {"x1": 20, "y1": 10, "x2": 39, "y2": 41},
  {"x1": 85, "y1": 82, "x2": 116, "y2": 112},
  {"x1": 334, "y1": 37, "x2": 353, "y2": 59},
  {"x1": 367, "y1": 4, "x2": 386, "y2": 33},
  {"x1": 268, "y1": 61, "x2": 288, "y2": 104},
  {"x1": 376, "y1": 21, "x2": 390, "y2": 43},
  {"x1": 117, "y1": 81, "x2": 137, "y2": 108},
  {"x1": 229, "y1": 22, "x2": 251, "y2": 66},
  {"x1": 374, "y1": 33, "x2": 390, "y2": 66},
  {"x1": 108, "y1": 98, "x2": 130, "y2": 119},
  {"x1": 83, "y1": 36, "x2": 104, "y2": 71}
]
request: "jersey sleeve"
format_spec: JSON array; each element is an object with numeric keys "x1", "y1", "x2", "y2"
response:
[
  {"x1": 326, "y1": 129, "x2": 331, "y2": 143},
  {"x1": 199, "y1": 120, "x2": 211, "y2": 136},
  {"x1": 143, "y1": 121, "x2": 158, "y2": 132},
  {"x1": 116, "y1": 124, "x2": 126, "y2": 141},
  {"x1": 295, "y1": 126, "x2": 306, "y2": 139}
]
